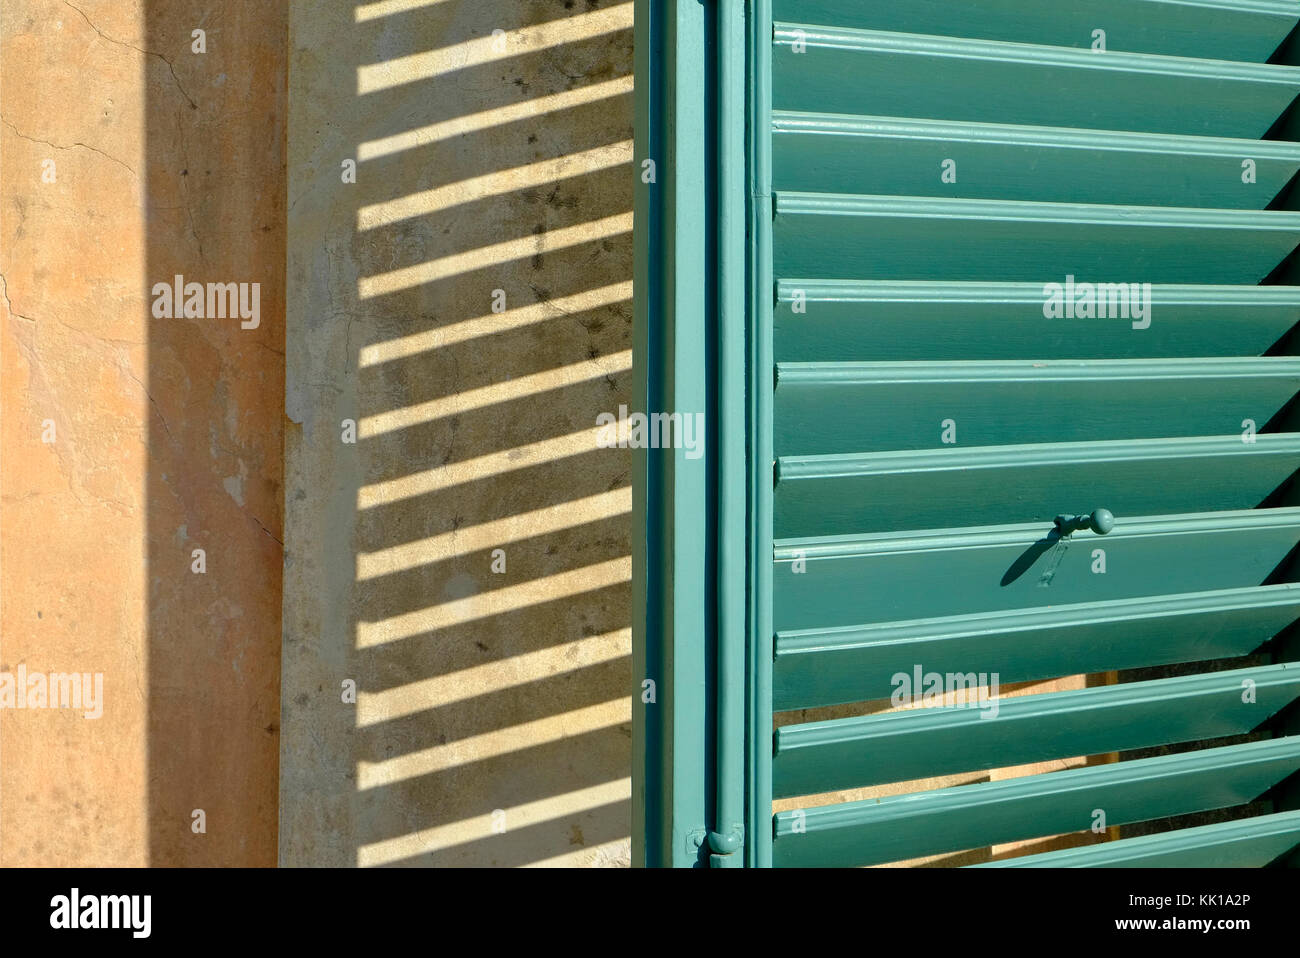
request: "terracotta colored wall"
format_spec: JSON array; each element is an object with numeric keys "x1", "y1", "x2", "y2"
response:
[
  {"x1": 279, "y1": 0, "x2": 634, "y2": 866},
  {"x1": 0, "y1": 0, "x2": 285, "y2": 865},
  {"x1": 3, "y1": 0, "x2": 633, "y2": 868}
]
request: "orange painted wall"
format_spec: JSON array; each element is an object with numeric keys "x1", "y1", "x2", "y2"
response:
[{"x1": 1, "y1": 0, "x2": 285, "y2": 865}]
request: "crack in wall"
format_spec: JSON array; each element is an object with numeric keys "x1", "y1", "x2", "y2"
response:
[
  {"x1": 0, "y1": 273, "x2": 35, "y2": 323},
  {"x1": 0, "y1": 117, "x2": 138, "y2": 179},
  {"x1": 62, "y1": 0, "x2": 198, "y2": 110}
]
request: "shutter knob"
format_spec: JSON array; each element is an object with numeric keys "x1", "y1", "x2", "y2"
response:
[{"x1": 1054, "y1": 508, "x2": 1115, "y2": 536}]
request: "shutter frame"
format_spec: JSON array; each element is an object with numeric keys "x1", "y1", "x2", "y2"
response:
[{"x1": 635, "y1": 0, "x2": 1300, "y2": 868}]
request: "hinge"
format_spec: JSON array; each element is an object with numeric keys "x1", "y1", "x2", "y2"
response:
[
  {"x1": 686, "y1": 828, "x2": 708, "y2": 857},
  {"x1": 708, "y1": 824, "x2": 745, "y2": 856}
]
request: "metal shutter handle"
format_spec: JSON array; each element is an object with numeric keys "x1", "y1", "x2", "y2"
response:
[{"x1": 1054, "y1": 508, "x2": 1115, "y2": 536}]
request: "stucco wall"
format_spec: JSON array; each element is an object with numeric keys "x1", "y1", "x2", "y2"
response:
[
  {"x1": 278, "y1": 0, "x2": 634, "y2": 866},
  {"x1": 1, "y1": 0, "x2": 285, "y2": 865},
  {"x1": 1, "y1": 0, "x2": 630, "y2": 868}
]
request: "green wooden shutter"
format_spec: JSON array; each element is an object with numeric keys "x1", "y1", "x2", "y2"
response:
[{"x1": 635, "y1": 0, "x2": 1300, "y2": 867}]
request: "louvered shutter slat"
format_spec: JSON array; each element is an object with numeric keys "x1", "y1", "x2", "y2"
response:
[
  {"x1": 775, "y1": 0, "x2": 1300, "y2": 61},
  {"x1": 774, "y1": 282, "x2": 1300, "y2": 361},
  {"x1": 774, "y1": 510, "x2": 1300, "y2": 630},
  {"x1": 773, "y1": 113, "x2": 1300, "y2": 209},
  {"x1": 773, "y1": 737, "x2": 1300, "y2": 867},
  {"x1": 774, "y1": 585, "x2": 1300, "y2": 710},
  {"x1": 775, "y1": 435, "x2": 1300, "y2": 537},
  {"x1": 774, "y1": 26, "x2": 1300, "y2": 136},
  {"x1": 774, "y1": 664, "x2": 1300, "y2": 797},
  {"x1": 774, "y1": 195, "x2": 1300, "y2": 283},
  {"x1": 974, "y1": 810, "x2": 1300, "y2": 867},
  {"x1": 776, "y1": 359, "x2": 1300, "y2": 455}
]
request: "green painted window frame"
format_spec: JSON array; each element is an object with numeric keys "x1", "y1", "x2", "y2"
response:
[{"x1": 632, "y1": 0, "x2": 770, "y2": 867}]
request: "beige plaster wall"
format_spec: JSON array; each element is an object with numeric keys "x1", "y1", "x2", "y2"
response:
[
  {"x1": 1, "y1": 0, "x2": 285, "y2": 865},
  {"x1": 1, "y1": 0, "x2": 631, "y2": 868},
  {"x1": 278, "y1": 0, "x2": 634, "y2": 866}
]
